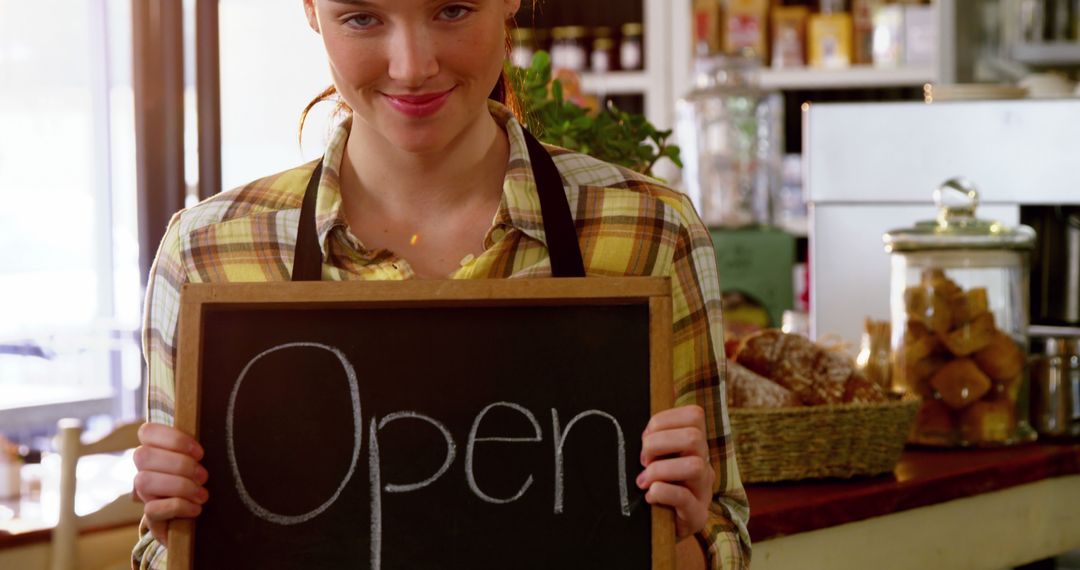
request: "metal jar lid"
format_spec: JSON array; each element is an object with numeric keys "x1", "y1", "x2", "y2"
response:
[{"x1": 883, "y1": 178, "x2": 1037, "y2": 252}]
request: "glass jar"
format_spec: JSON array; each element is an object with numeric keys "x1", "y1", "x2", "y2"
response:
[
  {"x1": 590, "y1": 27, "x2": 615, "y2": 73},
  {"x1": 510, "y1": 27, "x2": 536, "y2": 69},
  {"x1": 551, "y1": 26, "x2": 589, "y2": 73},
  {"x1": 675, "y1": 54, "x2": 783, "y2": 227},
  {"x1": 884, "y1": 178, "x2": 1037, "y2": 447},
  {"x1": 619, "y1": 22, "x2": 644, "y2": 70}
]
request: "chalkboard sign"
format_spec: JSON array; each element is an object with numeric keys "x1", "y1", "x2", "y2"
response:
[{"x1": 170, "y1": 278, "x2": 674, "y2": 570}]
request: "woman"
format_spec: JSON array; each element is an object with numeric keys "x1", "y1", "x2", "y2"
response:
[{"x1": 131, "y1": 0, "x2": 750, "y2": 568}]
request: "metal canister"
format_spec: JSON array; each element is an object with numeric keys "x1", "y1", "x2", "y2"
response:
[{"x1": 1029, "y1": 336, "x2": 1080, "y2": 439}]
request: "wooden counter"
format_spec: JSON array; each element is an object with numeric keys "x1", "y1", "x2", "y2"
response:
[{"x1": 747, "y1": 442, "x2": 1080, "y2": 570}]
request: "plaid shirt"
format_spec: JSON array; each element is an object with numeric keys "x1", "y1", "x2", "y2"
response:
[{"x1": 134, "y1": 101, "x2": 750, "y2": 569}]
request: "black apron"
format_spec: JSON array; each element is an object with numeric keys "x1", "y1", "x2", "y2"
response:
[{"x1": 291, "y1": 128, "x2": 585, "y2": 281}]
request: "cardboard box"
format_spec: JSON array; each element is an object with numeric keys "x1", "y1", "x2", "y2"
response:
[
  {"x1": 871, "y1": 5, "x2": 904, "y2": 67},
  {"x1": 771, "y1": 6, "x2": 810, "y2": 68},
  {"x1": 904, "y1": 5, "x2": 936, "y2": 65},
  {"x1": 724, "y1": 0, "x2": 769, "y2": 60},
  {"x1": 852, "y1": 0, "x2": 884, "y2": 65},
  {"x1": 711, "y1": 227, "x2": 796, "y2": 329},
  {"x1": 693, "y1": 0, "x2": 723, "y2": 55},
  {"x1": 808, "y1": 13, "x2": 853, "y2": 69}
]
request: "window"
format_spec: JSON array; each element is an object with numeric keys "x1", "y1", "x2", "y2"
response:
[
  {"x1": 0, "y1": 0, "x2": 339, "y2": 445},
  {"x1": 0, "y1": 0, "x2": 142, "y2": 443},
  {"x1": 217, "y1": 0, "x2": 332, "y2": 191}
]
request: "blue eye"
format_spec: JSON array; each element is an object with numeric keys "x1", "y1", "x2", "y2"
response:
[{"x1": 439, "y1": 5, "x2": 474, "y2": 21}]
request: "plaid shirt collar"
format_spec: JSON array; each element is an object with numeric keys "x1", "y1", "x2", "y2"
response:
[{"x1": 312, "y1": 100, "x2": 551, "y2": 259}]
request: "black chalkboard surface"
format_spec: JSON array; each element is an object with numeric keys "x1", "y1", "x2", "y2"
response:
[{"x1": 170, "y1": 278, "x2": 674, "y2": 570}]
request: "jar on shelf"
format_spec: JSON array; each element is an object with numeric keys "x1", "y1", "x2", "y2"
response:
[
  {"x1": 590, "y1": 27, "x2": 616, "y2": 73},
  {"x1": 510, "y1": 27, "x2": 536, "y2": 69},
  {"x1": 884, "y1": 178, "x2": 1037, "y2": 447},
  {"x1": 551, "y1": 26, "x2": 589, "y2": 73},
  {"x1": 619, "y1": 22, "x2": 644, "y2": 71},
  {"x1": 675, "y1": 54, "x2": 782, "y2": 227}
]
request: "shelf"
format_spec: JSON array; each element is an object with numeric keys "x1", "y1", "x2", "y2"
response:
[
  {"x1": 760, "y1": 65, "x2": 937, "y2": 90},
  {"x1": 1030, "y1": 324, "x2": 1080, "y2": 337},
  {"x1": 1013, "y1": 42, "x2": 1080, "y2": 66},
  {"x1": 579, "y1": 71, "x2": 651, "y2": 95}
]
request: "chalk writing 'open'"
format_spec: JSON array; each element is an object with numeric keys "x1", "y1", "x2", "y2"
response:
[{"x1": 224, "y1": 342, "x2": 632, "y2": 570}]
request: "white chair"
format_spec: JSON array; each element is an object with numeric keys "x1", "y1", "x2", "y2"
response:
[{"x1": 50, "y1": 418, "x2": 144, "y2": 570}]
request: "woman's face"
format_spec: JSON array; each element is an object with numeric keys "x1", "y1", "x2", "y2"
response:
[{"x1": 305, "y1": 0, "x2": 520, "y2": 155}]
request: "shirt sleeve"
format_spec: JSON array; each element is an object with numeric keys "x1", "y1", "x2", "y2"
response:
[
  {"x1": 667, "y1": 195, "x2": 752, "y2": 569},
  {"x1": 132, "y1": 211, "x2": 187, "y2": 570}
]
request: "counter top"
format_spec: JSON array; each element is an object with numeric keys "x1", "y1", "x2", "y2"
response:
[{"x1": 746, "y1": 442, "x2": 1080, "y2": 542}]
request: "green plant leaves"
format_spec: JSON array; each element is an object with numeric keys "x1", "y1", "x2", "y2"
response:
[{"x1": 506, "y1": 51, "x2": 682, "y2": 177}]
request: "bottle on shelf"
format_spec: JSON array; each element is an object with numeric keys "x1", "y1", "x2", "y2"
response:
[
  {"x1": 676, "y1": 54, "x2": 783, "y2": 228},
  {"x1": 552, "y1": 26, "x2": 590, "y2": 72},
  {"x1": 620, "y1": 22, "x2": 645, "y2": 71},
  {"x1": 511, "y1": 27, "x2": 536, "y2": 69},
  {"x1": 591, "y1": 27, "x2": 617, "y2": 73}
]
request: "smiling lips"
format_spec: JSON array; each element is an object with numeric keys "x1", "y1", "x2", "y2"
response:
[{"x1": 383, "y1": 88, "x2": 455, "y2": 118}]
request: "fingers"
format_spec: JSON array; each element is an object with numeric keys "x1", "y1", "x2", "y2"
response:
[
  {"x1": 138, "y1": 423, "x2": 204, "y2": 461},
  {"x1": 135, "y1": 423, "x2": 209, "y2": 543},
  {"x1": 643, "y1": 405, "x2": 705, "y2": 436},
  {"x1": 133, "y1": 446, "x2": 208, "y2": 485},
  {"x1": 145, "y1": 498, "x2": 204, "y2": 546},
  {"x1": 135, "y1": 471, "x2": 209, "y2": 506},
  {"x1": 641, "y1": 427, "x2": 708, "y2": 465},
  {"x1": 147, "y1": 518, "x2": 169, "y2": 547},
  {"x1": 636, "y1": 455, "x2": 713, "y2": 502},
  {"x1": 643, "y1": 481, "x2": 708, "y2": 539}
]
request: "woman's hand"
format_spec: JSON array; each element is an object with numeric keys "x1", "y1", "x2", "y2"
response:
[
  {"x1": 637, "y1": 405, "x2": 714, "y2": 539},
  {"x1": 133, "y1": 423, "x2": 210, "y2": 546}
]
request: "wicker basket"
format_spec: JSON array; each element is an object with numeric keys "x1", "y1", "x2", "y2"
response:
[{"x1": 729, "y1": 395, "x2": 920, "y2": 483}]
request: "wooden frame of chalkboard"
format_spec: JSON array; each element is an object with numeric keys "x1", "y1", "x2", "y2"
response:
[{"x1": 169, "y1": 277, "x2": 675, "y2": 570}]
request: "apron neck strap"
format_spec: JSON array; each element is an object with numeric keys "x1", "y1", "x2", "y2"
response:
[
  {"x1": 520, "y1": 128, "x2": 586, "y2": 278},
  {"x1": 291, "y1": 161, "x2": 323, "y2": 282},
  {"x1": 291, "y1": 129, "x2": 585, "y2": 281}
]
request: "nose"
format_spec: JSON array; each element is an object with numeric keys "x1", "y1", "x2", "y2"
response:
[{"x1": 387, "y1": 25, "x2": 439, "y2": 88}]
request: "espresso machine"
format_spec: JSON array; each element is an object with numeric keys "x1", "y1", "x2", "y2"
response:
[
  {"x1": 1025, "y1": 206, "x2": 1080, "y2": 328},
  {"x1": 804, "y1": 98, "x2": 1080, "y2": 439},
  {"x1": 1024, "y1": 205, "x2": 1080, "y2": 438}
]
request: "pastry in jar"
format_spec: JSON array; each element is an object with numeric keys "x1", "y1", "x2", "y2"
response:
[
  {"x1": 905, "y1": 354, "x2": 949, "y2": 399},
  {"x1": 958, "y1": 398, "x2": 1017, "y2": 444},
  {"x1": 973, "y1": 331, "x2": 1024, "y2": 382},
  {"x1": 950, "y1": 287, "x2": 989, "y2": 327},
  {"x1": 911, "y1": 398, "x2": 957, "y2": 446},
  {"x1": 929, "y1": 358, "x2": 992, "y2": 409},
  {"x1": 940, "y1": 312, "x2": 997, "y2": 357}
]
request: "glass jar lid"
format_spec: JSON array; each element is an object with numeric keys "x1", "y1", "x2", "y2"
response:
[{"x1": 883, "y1": 178, "x2": 1036, "y2": 252}]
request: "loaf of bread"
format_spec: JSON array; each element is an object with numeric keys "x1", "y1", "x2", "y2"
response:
[
  {"x1": 843, "y1": 371, "x2": 888, "y2": 404},
  {"x1": 735, "y1": 330, "x2": 852, "y2": 405},
  {"x1": 725, "y1": 360, "x2": 801, "y2": 408},
  {"x1": 929, "y1": 358, "x2": 992, "y2": 409}
]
